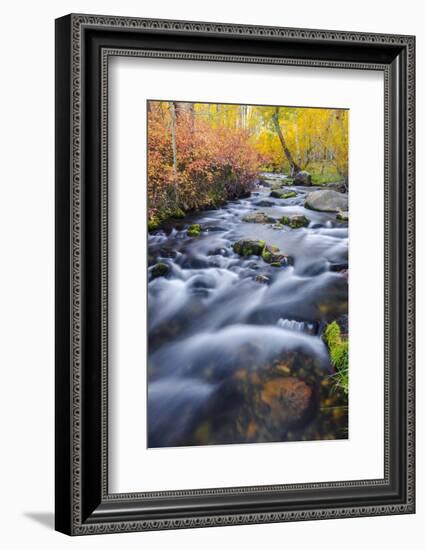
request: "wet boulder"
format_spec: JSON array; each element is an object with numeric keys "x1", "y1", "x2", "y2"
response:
[
  {"x1": 233, "y1": 239, "x2": 265, "y2": 257},
  {"x1": 242, "y1": 212, "x2": 276, "y2": 224},
  {"x1": 293, "y1": 170, "x2": 312, "y2": 186},
  {"x1": 151, "y1": 262, "x2": 170, "y2": 279},
  {"x1": 305, "y1": 190, "x2": 348, "y2": 212},
  {"x1": 281, "y1": 215, "x2": 310, "y2": 228}
]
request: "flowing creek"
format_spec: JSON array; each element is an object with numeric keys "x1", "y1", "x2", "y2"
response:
[{"x1": 147, "y1": 176, "x2": 349, "y2": 447}]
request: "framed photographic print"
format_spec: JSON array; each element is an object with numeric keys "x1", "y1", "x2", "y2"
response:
[{"x1": 55, "y1": 14, "x2": 415, "y2": 535}]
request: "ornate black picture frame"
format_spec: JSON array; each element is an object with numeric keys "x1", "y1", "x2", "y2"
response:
[{"x1": 55, "y1": 13, "x2": 415, "y2": 535}]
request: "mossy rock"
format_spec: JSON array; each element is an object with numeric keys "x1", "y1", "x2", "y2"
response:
[
  {"x1": 336, "y1": 210, "x2": 349, "y2": 222},
  {"x1": 151, "y1": 262, "x2": 170, "y2": 279},
  {"x1": 233, "y1": 239, "x2": 265, "y2": 257},
  {"x1": 187, "y1": 223, "x2": 202, "y2": 237},
  {"x1": 270, "y1": 190, "x2": 297, "y2": 199},
  {"x1": 281, "y1": 215, "x2": 310, "y2": 228},
  {"x1": 281, "y1": 191, "x2": 297, "y2": 199},
  {"x1": 262, "y1": 244, "x2": 288, "y2": 266}
]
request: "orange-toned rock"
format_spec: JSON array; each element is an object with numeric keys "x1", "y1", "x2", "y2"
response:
[{"x1": 261, "y1": 378, "x2": 313, "y2": 426}]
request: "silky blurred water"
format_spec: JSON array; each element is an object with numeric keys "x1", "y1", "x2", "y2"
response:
[{"x1": 147, "y1": 179, "x2": 349, "y2": 447}]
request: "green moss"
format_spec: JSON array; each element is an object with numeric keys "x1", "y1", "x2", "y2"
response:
[
  {"x1": 323, "y1": 321, "x2": 349, "y2": 394},
  {"x1": 233, "y1": 239, "x2": 265, "y2": 256},
  {"x1": 281, "y1": 191, "x2": 297, "y2": 199},
  {"x1": 261, "y1": 247, "x2": 272, "y2": 263},
  {"x1": 262, "y1": 244, "x2": 286, "y2": 266},
  {"x1": 187, "y1": 224, "x2": 202, "y2": 237}
]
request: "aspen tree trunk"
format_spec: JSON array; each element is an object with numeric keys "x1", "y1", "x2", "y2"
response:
[{"x1": 272, "y1": 107, "x2": 302, "y2": 176}]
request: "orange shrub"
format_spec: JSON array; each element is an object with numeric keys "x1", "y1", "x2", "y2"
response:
[{"x1": 147, "y1": 108, "x2": 264, "y2": 226}]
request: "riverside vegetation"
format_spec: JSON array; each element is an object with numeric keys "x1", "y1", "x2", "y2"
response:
[{"x1": 147, "y1": 101, "x2": 349, "y2": 447}]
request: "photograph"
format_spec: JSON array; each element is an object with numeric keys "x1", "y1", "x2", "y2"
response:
[{"x1": 147, "y1": 100, "x2": 349, "y2": 448}]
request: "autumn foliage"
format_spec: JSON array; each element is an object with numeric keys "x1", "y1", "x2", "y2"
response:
[
  {"x1": 148, "y1": 103, "x2": 263, "y2": 227},
  {"x1": 147, "y1": 101, "x2": 349, "y2": 228}
]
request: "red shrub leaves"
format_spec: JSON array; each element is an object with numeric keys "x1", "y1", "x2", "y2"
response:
[{"x1": 147, "y1": 103, "x2": 264, "y2": 227}]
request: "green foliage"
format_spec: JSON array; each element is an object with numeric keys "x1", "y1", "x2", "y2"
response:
[{"x1": 324, "y1": 321, "x2": 349, "y2": 394}]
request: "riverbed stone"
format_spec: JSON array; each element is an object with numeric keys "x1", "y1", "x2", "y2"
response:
[
  {"x1": 233, "y1": 239, "x2": 265, "y2": 257},
  {"x1": 242, "y1": 212, "x2": 276, "y2": 224},
  {"x1": 254, "y1": 200, "x2": 275, "y2": 207},
  {"x1": 281, "y1": 215, "x2": 310, "y2": 228},
  {"x1": 305, "y1": 189, "x2": 349, "y2": 212},
  {"x1": 293, "y1": 170, "x2": 312, "y2": 186}
]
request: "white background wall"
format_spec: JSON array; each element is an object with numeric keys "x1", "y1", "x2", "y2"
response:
[{"x1": 0, "y1": 0, "x2": 422, "y2": 548}]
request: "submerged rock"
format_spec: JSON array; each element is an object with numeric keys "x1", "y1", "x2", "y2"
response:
[
  {"x1": 242, "y1": 212, "x2": 276, "y2": 224},
  {"x1": 293, "y1": 170, "x2": 312, "y2": 186},
  {"x1": 187, "y1": 223, "x2": 202, "y2": 237},
  {"x1": 233, "y1": 239, "x2": 265, "y2": 257},
  {"x1": 260, "y1": 377, "x2": 314, "y2": 426},
  {"x1": 254, "y1": 200, "x2": 275, "y2": 207},
  {"x1": 305, "y1": 190, "x2": 348, "y2": 212},
  {"x1": 151, "y1": 262, "x2": 170, "y2": 279},
  {"x1": 281, "y1": 215, "x2": 310, "y2": 228}
]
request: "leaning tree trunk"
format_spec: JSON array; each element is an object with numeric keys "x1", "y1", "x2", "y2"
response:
[
  {"x1": 170, "y1": 102, "x2": 179, "y2": 201},
  {"x1": 272, "y1": 107, "x2": 301, "y2": 176}
]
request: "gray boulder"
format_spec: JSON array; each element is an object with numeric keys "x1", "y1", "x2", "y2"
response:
[
  {"x1": 305, "y1": 190, "x2": 348, "y2": 212},
  {"x1": 293, "y1": 171, "x2": 312, "y2": 186}
]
